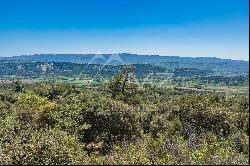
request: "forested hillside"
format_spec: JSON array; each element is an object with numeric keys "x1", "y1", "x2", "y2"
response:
[
  {"x1": 1, "y1": 54, "x2": 248, "y2": 75},
  {"x1": 0, "y1": 60, "x2": 165, "y2": 78},
  {"x1": 0, "y1": 60, "x2": 249, "y2": 87}
]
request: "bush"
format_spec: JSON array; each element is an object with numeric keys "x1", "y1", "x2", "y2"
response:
[
  {"x1": 79, "y1": 96, "x2": 141, "y2": 153},
  {"x1": 0, "y1": 128, "x2": 87, "y2": 165}
]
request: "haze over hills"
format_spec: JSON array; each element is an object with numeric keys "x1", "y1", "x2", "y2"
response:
[{"x1": 1, "y1": 53, "x2": 248, "y2": 63}]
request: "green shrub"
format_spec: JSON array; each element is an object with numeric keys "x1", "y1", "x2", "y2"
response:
[{"x1": 0, "y1": 128, "x2": 87, "y2": 165}]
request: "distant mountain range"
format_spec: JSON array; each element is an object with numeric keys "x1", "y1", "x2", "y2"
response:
[
  {"x1": 0, "y1": 53, "x2": 248, "y2": 75},
  {"x1": 1, "y1": 53, "x2": 248, "y2": 64}
]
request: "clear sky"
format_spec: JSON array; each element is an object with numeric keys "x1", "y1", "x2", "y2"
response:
[{"x1": 0, "y1": 0, "x2": 249, "y2": 60}]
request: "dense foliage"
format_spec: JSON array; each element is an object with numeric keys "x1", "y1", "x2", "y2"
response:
[{"x1": 0, "y1": 66, "x2": 248, "y2": 165}]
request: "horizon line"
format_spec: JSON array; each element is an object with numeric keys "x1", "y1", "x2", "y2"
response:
[{"x1": 0, "y1": 53, "x2": 249, "y2": 62}]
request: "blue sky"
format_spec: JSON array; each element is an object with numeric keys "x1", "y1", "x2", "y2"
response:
[{"x1": 0, "y1": 0, "x2": 249, "y2": 60}]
